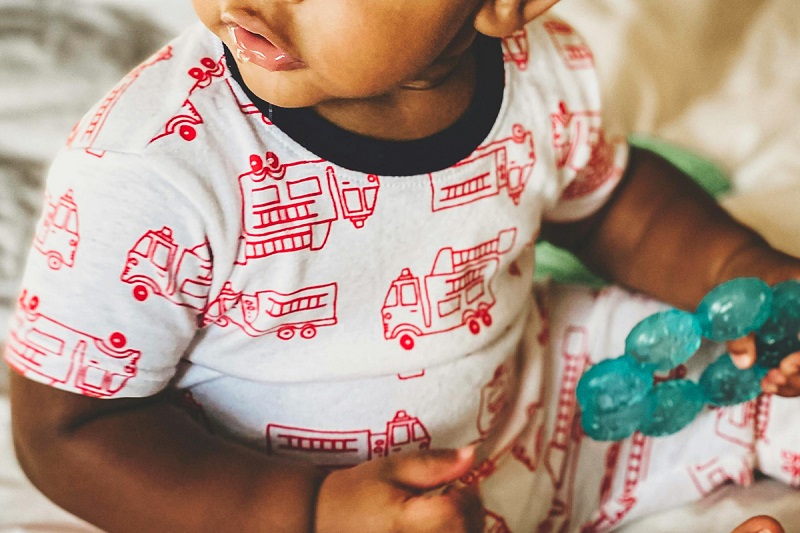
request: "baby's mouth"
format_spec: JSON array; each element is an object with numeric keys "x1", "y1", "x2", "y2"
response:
[{"x1": 229, "y1": 25, "x2": 305, "y2": 72}]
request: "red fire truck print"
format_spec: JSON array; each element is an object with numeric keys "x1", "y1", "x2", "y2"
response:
[
  {"x1": 266, "y1": 410, "x2": 430, "y2": 469},
  {"x1": 551, "y1": 102, "x2": 601, "y2": 173},
  {"x1": 382, "y1": 228, "x2": 516, "y2": 351},
  {"x1": 203, "y1": 281, "x2": 337, "y2": 340},
  {"x1": 121, "y1": 227, "x2": 212, "y2": 311},
  {"x1": 67, "y1": 45, "x2": 173, "y2": 157},
  {"x1": 188, "y1": 56, "x2": 226, "y2": 94},
  {"x1": 237, "y1": 152, "x2": 380, "y2": 264},
  {"x1": 543, "y1": 19, "x2": 594, "y2": 69},
  {"x1": 582, "y1": 432, "x2": 653, "y2": 533},
  {"x1": 714, "y1": 401, "x2": 758, "y2": 449},
  {"x1": 687, "y1": 455, "x2": 753, "y2": 497},
  {"x1": 502, "y1": 29, "x2": 529, "y2": 70},
  {"x1": 478, "y1": 362, "x2": 513, "y2": 438},
  {"x1": 33, "y1": 189, "x2": 79, "y2": 270},
  {"x1": 150, "y1": 99, "x2": 203, "y2": 143},
  {"x1": 781, "y1": 450, "x2": 800, "y2": 487},
  {"x1": 536, "y1": 326, "x2": 591, "y2": 533},
  {"x1": 5, "y1": 291, "x2": 140, "y2": 398},
  {"x1": 226, "y1": 78, "x2": 272, "y2": 125},
  {"x1": 430, "y1": 124, "x2": 535, "y2": 211}
]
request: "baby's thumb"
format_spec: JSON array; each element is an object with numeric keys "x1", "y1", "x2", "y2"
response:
[
  {"x1": 730, "y1": 515, "x2": 784, "y2": 533},
  {"x1": 382, "y1": 446, "x2": 476, "y2": 491}
]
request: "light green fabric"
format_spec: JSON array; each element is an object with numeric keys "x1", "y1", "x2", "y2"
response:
[{"x1": 532, "y1": 136, "x2": 731, "y2": 287}]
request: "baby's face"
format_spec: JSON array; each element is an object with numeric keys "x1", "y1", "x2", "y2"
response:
[{"x1": 193, "y1": 0, "x2": 484, "y2": 108}]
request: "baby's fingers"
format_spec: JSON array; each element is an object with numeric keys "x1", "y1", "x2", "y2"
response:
[
  {"x1": 402, "y1": 485, "x2": 484, "y2": 533},
  {"x1": 761, "y1": 352, "x2": 800, "y2": 396},
  {"x1": 727, "y1": 333, "x2": 757, "y2": 369}
]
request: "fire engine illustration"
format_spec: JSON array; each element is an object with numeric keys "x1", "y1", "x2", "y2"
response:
[
  {"x1": 121, "y1": 227, "x2": 213, "y2": 311},
  {"x1": 687, "y1": 455, "x2": 753, "y2": 497},
  {"x1": 203, "y1": 281, "x2": 338, "y2": 340},
  {"x1": 33, "y1": 189, "x2": 79, "y2": 270},
  {"x1": 537, "y1": 326, "x2": 591, "y2": 533},
  {"x1": 502, "y1": 29, "x2": 529, "y2": 70},
  {"x1": 67, "y1": 45, "x2": 173, "y2": 157},
  {"x1": 543, "y1": 19, "x2": 594, "y2": 69},
  {"x1": 582, "y1": 432, "x2": 653, "y2": 533},
  {"x1": 5, "y1": 291, "x2": 140, "y2": 398},
  {"x1": 149, "y1": 56, "x2": 224, "y2": 144},
  {"x1": 226, "y1": 78, "x2": 272, "y2": 125},
  {"x1": 382, "y1": 228, "x2": 516, "y2": 351},
  {"x1": 478, "y1": 362, "x2": 513, "y2": 438},
  {"x1": 430, "y1": 124, "x2": 535, "y2": 211},
  {"x1": 266, "y1": 410, "x2": 430, "y2": 469},
  {"x1": 237, "y1": 152, "x2": 380, "y2": 264},
  {"x1": 714, "y1": 401, "x2": 759, "y2": 449},
  {"x1": 551, "y1": 101, "x2": 602, "y2": 174},
  {"x1": 781, "y1": 450, "x2": 800, "y2": 487},
  {"x1": 150, "y1": 99, "x2": 203, "y2": 143},
  {"x1": 187, "y1": 56, "x2": 226, "y2": 94}
]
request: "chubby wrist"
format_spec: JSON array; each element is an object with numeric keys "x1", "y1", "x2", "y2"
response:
[{"x1": 716, "y1": 240, "x2": 800, "y2": 288}]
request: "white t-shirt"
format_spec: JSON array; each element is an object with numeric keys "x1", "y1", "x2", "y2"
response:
[{"x1": 5, "y1": 16, "x2": 629, "y2": 529}]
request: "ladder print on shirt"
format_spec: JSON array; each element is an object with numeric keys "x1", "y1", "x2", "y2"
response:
[
  {"x1": 121, "y1": 227, "x2": 213, "y2": 312},
  {"x1": 150, "y1": 56, "x2": 225, "y2": 144},
  {"x1": 477, "y1": 362, "x2": 513, "y2": 439},
  {"x1": 686, "y1": 455, "x2": 754, "y2": 498},
  {"x1": 236, "y1": 152, "x2": 380, "y2": 264},
  {"x1": 33, "y1": 189, "x2": 80, "y2": 271},
  {"x1": 430, "y1": 124, "x2": 535, "y2": 211},
  {"x1": 66, "y1": 45, "x2": 173, "y2": 158},
  {"x1": 265, "y1": 410, "x2": 430, "y2": 470},
  {"x1": 381, "y1": 229, "x2": 517, "y2": 351},
  {"x1": 502, "y1": 30, "x2": 529, "y2": 70},
  {"x1": 203, "y1": 281, "x2": 338, "y2": 340},
  {"x1": 543, "y1": 19, "x2": 594, "y2": 70},
  {"x1": 5, "y1": 291, "x2": 140, "y2": 398}
]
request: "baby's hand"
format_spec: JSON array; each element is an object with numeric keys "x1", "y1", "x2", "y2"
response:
[
  {"x1": 315, "y1": 446, "x2": 483, "y2": 533},
  {"x1": 730, "y1": 514, "x2": 785, "y2": 533},
  {"x1": 728, "y1": 335, "x2": 800, "y2": 397}
]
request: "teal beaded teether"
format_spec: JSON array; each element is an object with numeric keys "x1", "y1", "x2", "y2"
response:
[{"x1": 577, "y1": 277, "x2": 800, "y2": 441}]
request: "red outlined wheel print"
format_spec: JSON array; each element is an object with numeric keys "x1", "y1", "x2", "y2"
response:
[
  {"x1": 300, "y1": 325, "x2": 316, "y2": 339},
  {"x1": 399, "y1": 333, "x2": 415, "y2": 351},
  {"x1": 29, "y1": 295, "x2": 39, "y2": 311},
  {"x1": 109, "y1": 332, "x2": 127, "y2": 348},
  {"x1": 468, "y1": 318, "x2": 481, "y2": 335},
  {"x1": 47, "y1": 255, "x2": 62, "y2": 270},
  {"x1": 480, "y1": 307, "x2": 493, "y2": 327},
  {"x1": 277, "y1": 327, "x2": 295, "y2": 340},
  {"x1": 133, "y1": 285, "x2": 148, "y2": 302}
]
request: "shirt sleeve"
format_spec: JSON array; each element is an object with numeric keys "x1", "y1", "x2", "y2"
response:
[
  {"x1": 4, "y1": 147, "x2": 211, "y2": 399},
  {"x1": 533, "y1": 17, "x2": 630, "y2": 223}
]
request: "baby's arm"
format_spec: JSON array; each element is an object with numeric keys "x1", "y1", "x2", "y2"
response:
[
  {"x1": 541, "y1": 145, "x2": 800, "y2": 395},
  {"x1": 11, "y1": 372, "x2": 481, "y2": 532},
  {"x1": 10, "y1": 371, "x2": 324, "y2": 532},
  {"x1": 541, "y1": 146, "x2": 800, "y2": 309}
]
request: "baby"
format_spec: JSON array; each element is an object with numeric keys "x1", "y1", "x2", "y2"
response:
[{"x1": 6, "y1": 0, "x2": 800, "y2": 531}]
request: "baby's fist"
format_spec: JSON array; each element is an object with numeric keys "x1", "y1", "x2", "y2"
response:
[
  {"x1": 315, "y1": 446, "x2": 484, "y2": 533},
  {"x1": 761, "y1": 352, "x2": 800, "y2": 397}
]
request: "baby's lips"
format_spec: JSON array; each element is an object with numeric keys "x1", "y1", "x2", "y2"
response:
[{"x1": 229, "y1": 25, "x2": 305, "y2": 72}]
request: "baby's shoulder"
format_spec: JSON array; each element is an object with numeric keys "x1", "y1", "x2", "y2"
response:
[{"x1": 65, "y1": 23, "x2": 231, "y2": 158}]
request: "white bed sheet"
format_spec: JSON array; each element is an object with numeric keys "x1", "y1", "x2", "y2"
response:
[{"x1": 1, "y1": 1, "x2": 799, "y2": 531}]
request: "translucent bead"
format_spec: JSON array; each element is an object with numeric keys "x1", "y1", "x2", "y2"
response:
[
  {"x1": 639, "y1": 379, "x2": 705, "y2": 437},
  {"x1": 755, "y1": 280, "x2": 800, "y2": 368},
  {"x1": 698, "y1": 354, "x2": 768, "y2": 406},
  {"x1": 577, "y1": 355, "x2": 652, "y2": 441},
  {"x1": 695, "y1": 277, "x2": 773, "y2": 341},
  {"x1": 625, "y1": 309, "x2": 702, "y2": 372}
]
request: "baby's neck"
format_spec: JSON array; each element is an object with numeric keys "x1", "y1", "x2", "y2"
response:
[{"x1": 312, "y1": 52, "x2": 477, "y2": 142}]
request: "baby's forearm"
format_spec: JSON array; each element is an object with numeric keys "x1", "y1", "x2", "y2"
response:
[
  {"x1": 10, "y1": 372, "x2": 324, "y2": 533},
  {"x1": 543, "y1": 146, "x2": 800, "y2": 310}
]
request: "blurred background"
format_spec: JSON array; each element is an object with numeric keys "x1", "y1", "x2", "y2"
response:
[{"x1": 0, "y1": 0, "x2": 798, "y2": 531}]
